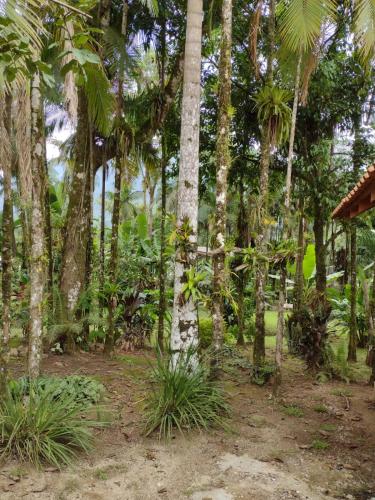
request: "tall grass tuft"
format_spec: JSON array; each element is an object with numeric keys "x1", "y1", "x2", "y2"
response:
[
  {"x1": 144, "y1": 350, "x2": 230, "y2": 439},
  {"x1": 0, "y1": 379, "x2": 107, "y2": 468}
]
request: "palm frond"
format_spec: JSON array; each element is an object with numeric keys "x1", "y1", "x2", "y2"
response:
[
  {"x1": 353, "y1": 0, "x2": 375, "y2": 61},
  {"x1": 84, "y1": 63, "x2": 115, "y2": 137},
  {"x1": 278, "y1": 0, "x2": 336, "y2": 53}
]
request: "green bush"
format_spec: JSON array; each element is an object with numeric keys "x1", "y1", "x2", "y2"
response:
[
  {"x1": 199, "y1": 317, "x2": 213, "y2": 349},
  {"x1": 250, "y1": 362, "x2": 276, "y2": 385},
  {"x1": 9, "y1": 375, "x2": 105, "y2": 409},
  {"x1": 144, "y1": 350, "x2": 230, "y2": 438},
  {"x1": 282, "y1": 404, "x2": 304, "y2": 417},
  {"x1": 0, "y1": 378, "x2": 107, "y2": 467}
]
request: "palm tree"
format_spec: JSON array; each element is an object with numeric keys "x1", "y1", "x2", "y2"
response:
[
  {"x1": 0, "y1": 93, "x2": 13, "y2": 393},
  {"x1": 170, "y1": 0, "x2": 204, "y2": 364},
  {"x1": 28, "y1": 68, "x2": 47, "y2": 379},
  {"x1": 212, "y1": 0, "x2": 233, "y2": 363}
]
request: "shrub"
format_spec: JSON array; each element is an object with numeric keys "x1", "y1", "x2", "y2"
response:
[
  {"x1": 311, "y1": 438, "x2": 329, "y2": 451},
  {"x1": 0, "y1": 378, "x2": 107, "y2": 467},
  {"x1": 250, "y1": 362, "x2": 276, "y2": 386},
  {"x1": 144, "y1": 350, "x2": 230, "y2": 438},
  {"x1": 313, "y1": 404, "x2": 328, "y2": 413},
  {"x1": 8, "y1": 375, "x2": 105, "y2": 409},
  {"x1": 198, "y1": 317, "x2": 213, "y2": 349},
  {"x1": 282, "y1": 404, "x2": 304, "y2": 417}
]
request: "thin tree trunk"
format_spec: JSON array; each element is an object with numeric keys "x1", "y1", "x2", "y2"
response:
[
  {"x1": 82, "y1": 122, "x2": 95, "y2": 343},
  {"x1": 234, "y1": 186, "x2": 249, "y2": 346},
  {"x1": 170, "y1": 0, "x2": 203, "y2": 365},
  {"x1": 28, "y1": 71, "x2": 47, "y2": 379},
  {"x1": 157, "y1": 13, "x2": 167, "y2": 352},
  {"x1": 253, "y1": 0, "x2": 275, "y2": 368},
  {"x1": 348, "y1": 224, "x2": 357, "y2": 362},
  {"x1": 45, "y1": 163, "x2": 53, "y2": 322},
  {"x1": 157, "y1": 137, "x2": 167, "y2": 351},
  {"x1": 284, "y1": 52, "x2": 302, "y2": 211},
  {"x1": 99, "y1": 151, "x2": 107, "y2": 319},
  {"x1": 314, "y1": 203, "x2": 326, "y2": 295},
  {"x1": 293, "y1": 202, "x2": 305, "y2": 314},
  {"x1": 104, "y1": 96, "x2": 125, "y2": 355},
  {"x1": 104, "y1": 2, "x2": 127, "y2": 354},
  {"x1": 212, "y1": 0, "x2": 232, "y2": 362},
  {"x1": 0, "y1": 93, "x2": 13, "y2": 393},
  {"x1": 363, "y1": 276, "x2": 374, "y2": 340},
  {"x1": 15, "y1": 85, "x2": 32, "y2": 272},
  {"x1": 273, "y1": 51, "x2": 302, "y2": 395},
  {"x1": 347, "y1": 121, "x2": 361, "y2": 362}
]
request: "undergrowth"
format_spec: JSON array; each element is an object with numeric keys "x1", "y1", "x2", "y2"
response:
[
  {"x1": 144, "y1": 350, "x2": 230, "y2": 439},
  {"x1": 0, "y1": 377, "x2": 107, "y2": 467}
]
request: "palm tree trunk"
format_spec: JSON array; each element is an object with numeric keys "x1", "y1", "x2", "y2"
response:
[
  {"x1": 104, "y1": 78, "x2": 125, "y2": 355},
  {"x1": 170, "y1": 0, "x2": 203, "y2": 365},
  {"x1": 15, "y1": 85, "x2": 32, "y2": 272},
  {"x1": 99, "y1": 150, "x2": 107, "y2": 319},
  {"x1": 212, "y1": 0, "x2": 232, "y2": 361},
  {"x1": 348, "y1": 224, "x2": 357, "y2": 362},
  {"x1": 157, "y1": 136, "x2": 167, "y2": 351},
  {"x1": 0, "y1": 93, "x2": 13, "y2": 393},
  {"x1": 104, "y1": 152, "x2": 123, "y2": 354},
  {"x1": 274, "y1": 51, "x2": 302, "y2": 395},
  {"x1": 253, "y1": 0, "x2": 275, "y2": 367},
  {"x1": 45, "y1": 165, "x2": 54, "y2": 322},
  {"x1": 254, "y1": 130, "x2": 271, "y2": 366},
  {"x1": 28, "y1": 71, "x2": 47, "y2": 379},
  {"x1": 293, "y1": 201, "x2": 305, "y2": 314},
  {"x1": 59, "y1": 89, "x2": 91, "y2": 353}
]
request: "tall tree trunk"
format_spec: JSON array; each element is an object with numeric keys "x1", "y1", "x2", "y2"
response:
[
  {"x1": 253, "y1": 0, "x2": 275, "y2": 368},
  {"x1": 170, "y1": 0, "x2": 203, "y2": 364},
  {"x1": 45, "y1": 165, "x2": 53, "y2": 322},
  {"x1": 104, "y1": 2, "x2": 127, "y2": 354},
  {"x1": 254, "y1": 130, "x2": 271, "y2": 367},
  {"x1": 293, "y1": 202, "x2": 305, "y2": 314},
  {"x1": 59, "y1": 89, "x2": 91, "y2": 352},
  {"x1": 81, "y1": 122, "x2": 95, "y2": 343},
  {"x1": 158, "y1": 136, "x2": 167, "y2": 351},
  {"x1": 212, "y1": 0, "x2": 232, "y2": 361},
  {"x1": 274, "y1": 51, "x2": 302, "y2": 395},
  {"x1": 313, "y1": 203, "x2": 326, "y2": 296},
  {"x1": 348, "y1": 224, "x2": 357, "y2": 362},
  {"x1": 347, "y1": 122, "x2": 361, "y2": 362},
  {"x1": 157, "y1": 12, "x2": 167, "y2": 352},
  {"x1": 0, "y1": 93, "x2": 13, "y2": 393},
  {"x1": 15, "y1": 85, "x2": 32, "y2": 272},
  {"x1": 28, "y1": 71, "x2": 47, "y2": 379},
  {"x1": 104, "y1": 140, "x2": 124, "y2": 354},
  {"x1": 235, "y1": 188, "x2": 249, "y2": 346},
  {"x1": 99, "y1": 151, "x2": 107, "y2": 319}
]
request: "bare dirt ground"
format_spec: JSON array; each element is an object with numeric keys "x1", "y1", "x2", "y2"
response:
[{"x1": 1, "y1": 348, "x2": 375, "y2": 500}]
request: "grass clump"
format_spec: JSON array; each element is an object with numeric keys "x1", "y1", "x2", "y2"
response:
[
  {"x1": 313, "y1": 404, "x2": 329, "y2": 413},
  {"x1": 282, "y1": 404, "x2": 304, "y2": 417},
  {"x1": 0, "y1": 377, "x2": 107, "y2": 468},
  {"x1": 311, "y1": 438, "x2": 329, "y2": 451},
  {"x1": 331, "y1": 387, "x2": 352, "y2": 397},
  {"x1": 321, "y1": 423, "x2": 336, "y2": 432},
  {"x1": 144, "y1": 350, "x2": 230, "y2": 439}
]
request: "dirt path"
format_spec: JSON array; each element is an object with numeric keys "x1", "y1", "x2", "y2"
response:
[{"x1": 2, "y1": 351, "x2": 375, "y2": 499}]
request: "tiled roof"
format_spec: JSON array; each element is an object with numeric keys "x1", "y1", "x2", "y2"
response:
[{"x1": 332, "y1": 164, "x2": 375, "y2": 219}]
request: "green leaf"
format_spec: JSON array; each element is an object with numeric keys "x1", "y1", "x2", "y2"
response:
[
  {"x1": 303, "y1": 243, "x2": 316, "y2": 280},
  {"x1": 72, "y1": 48, "x2": 100, "y2": 66},
  {"x1": 136, "y1": 212, "x2": 148, "y2": 241}
]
